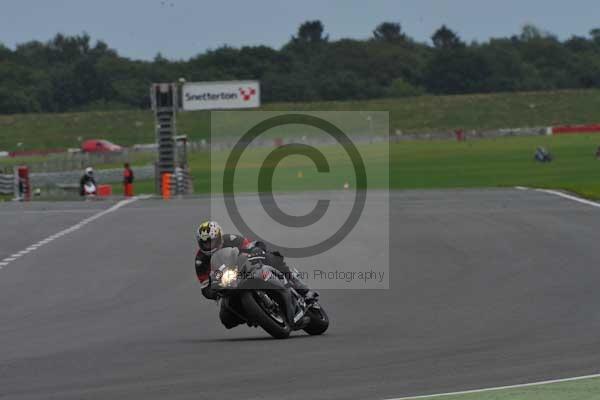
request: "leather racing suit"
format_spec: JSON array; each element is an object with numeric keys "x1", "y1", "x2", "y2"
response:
[{"x1": 194, "y1": 233, "x2": 310, "y2": 300}]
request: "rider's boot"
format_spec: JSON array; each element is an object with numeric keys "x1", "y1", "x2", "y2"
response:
[
  {"x1": 270, "y1": 253, "x2": 319, "y2": 305},
  {"x1": 288, "y1": 268, "x2": 319, "y2": 304}
]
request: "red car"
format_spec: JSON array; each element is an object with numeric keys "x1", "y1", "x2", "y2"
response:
[{"x1": 81, "y1": 139, "x2": 123, "y2": 153}]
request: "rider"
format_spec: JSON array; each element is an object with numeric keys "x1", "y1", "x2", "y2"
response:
[
  {"x1": 194, "y1": 221, "x2": 316, "y2": 302},
  {"x1": 79, "y1": 167, "x2": 97, "y2": 196}
]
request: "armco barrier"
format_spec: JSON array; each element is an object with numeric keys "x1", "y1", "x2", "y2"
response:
[
  {"x1": 0, "y1": 173, "x2": 14, "y2": 195},
  {"x1": 29, "y1": 165, "x2": 155, "y2": 187},
  {"x1": 9, "y1": 148, "x2": 66, "y2": 158}
]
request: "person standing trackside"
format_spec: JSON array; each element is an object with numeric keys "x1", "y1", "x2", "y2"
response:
[{"x1": 123, "y1": 163, "x2": 134, "y2": 197}]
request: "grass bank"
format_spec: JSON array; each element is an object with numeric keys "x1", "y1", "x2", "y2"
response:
[{"x1": 1, "y1": 89, "x2": 600, "y2": 151}]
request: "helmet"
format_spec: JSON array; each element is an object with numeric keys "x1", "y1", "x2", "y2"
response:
[
  {"x1": 85, "y1": 167, "x2": 94, "y2": 177},
  {"x1": 195, "y1": 221, "x2": 223, "y2": 255}
]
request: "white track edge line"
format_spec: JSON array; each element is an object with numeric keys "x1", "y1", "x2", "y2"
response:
[
  {"x1": 535, "y1": 189, "x2": 600, "y2": 208},
  {"x1": 514, "y1": 186, "x2": 600, "y2": 209},
  {"x1": 385, "y1": 372, "x2": 600, "y2": 400},
  {"x1": 0, "y1": 196, "x2": 146, "y2": 271}
]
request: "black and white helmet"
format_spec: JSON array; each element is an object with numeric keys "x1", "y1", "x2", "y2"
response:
[{"x1": 195, "y1": 221, "x2": 223, "y2": 256}]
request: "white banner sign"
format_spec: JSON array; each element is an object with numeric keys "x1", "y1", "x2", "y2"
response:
[{"x1": 181, "y1": 80, "x2": 260, "y2": 111}]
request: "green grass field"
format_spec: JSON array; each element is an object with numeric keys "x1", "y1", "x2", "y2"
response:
[
  {"x1": 178, "y1": 134, "x2": 600, "y2": 199},
  {"x1": 3, "y1": 133, "x2": 597, "y2": 202},
  {"x1": 1, "y1": 89, "x2": 600, "y2": 151},
  {"x1": 390, "y1": 134, "x2": 600, "y2": 199}
]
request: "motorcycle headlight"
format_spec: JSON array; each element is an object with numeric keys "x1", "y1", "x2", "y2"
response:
[{"x1": 220, "y1": 268, "x2": 238, "y2": 287}]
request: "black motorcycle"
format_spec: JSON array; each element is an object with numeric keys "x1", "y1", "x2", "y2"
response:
[{"x1": 209, "y1": 247, "x2": 329, "y2": 339}]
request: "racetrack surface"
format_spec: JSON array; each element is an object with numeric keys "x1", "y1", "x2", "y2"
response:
[
  {"x1": 1, "y1": 189, "x2": 600, "y2": 399},
  {"x1": 0, "y1": 201, "x2": 110, "y2": 261}
]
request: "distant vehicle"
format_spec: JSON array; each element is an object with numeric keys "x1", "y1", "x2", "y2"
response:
[{"x1": 81, "y1": 139, "x2": 123, "y2": 153}]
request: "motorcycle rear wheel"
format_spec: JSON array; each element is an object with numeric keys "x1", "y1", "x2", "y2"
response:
[{"x1": 241, "y1": 291, "x2": 291, "y2": 339}]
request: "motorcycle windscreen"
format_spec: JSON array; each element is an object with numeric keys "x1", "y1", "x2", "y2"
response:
[{"x1": 210, "y1": 247, "x2": 247, "y2": 272}]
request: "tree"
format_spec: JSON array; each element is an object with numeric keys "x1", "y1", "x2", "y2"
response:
[
  {"x1": 0, "y1": 87, "x2": 40, "y2": 113},
  {"x1": 293, "y1": 20, "x2": 328, "y2": 44},
  {"x1": 0, "y1": 43, "x2": 11, "y2": 61},
  {"x1": 565, "y1": 35, "x2": 594, "y2": 52},
  {"x1": 373, "y1": 22, "x2": 405, "y2": 42},
  {"x1": 424, "y1": 48, "x2": 491, "y2": 94},
  {"x1": 431, "y1": 25, "x2": 463, "y2": 49},
  {"x1": 590, "y1": 28, "x2": 600, "y2": 45},
  {"x1": 2, "y1": 24, "x2": 600, "y2": 114},
  {"x1": 48, "y1": 33, "x2": 92, "y2": 62},
  {"x1": 386, "y1": 78, "x2": 424, "y2": 97},
  {"x1": 520, "y1": 24, "x2": 543, "y2": 41}
]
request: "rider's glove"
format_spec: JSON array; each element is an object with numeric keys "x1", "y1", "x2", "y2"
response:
[{"x1": 247, "y1": 247, "x2": 267, "y2": 265}]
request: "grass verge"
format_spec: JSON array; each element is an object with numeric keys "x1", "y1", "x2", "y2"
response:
[
  {"x1": 8, "y1": 133, "x2": 600, "y2": 201},
  {"x1": 183, "y1": 133, "x2": 600, "y2": 199}
]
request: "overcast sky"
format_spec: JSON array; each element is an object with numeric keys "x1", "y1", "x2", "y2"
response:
[{"x1": 1, "y1": 0, "x2": 599, "y2": 60}]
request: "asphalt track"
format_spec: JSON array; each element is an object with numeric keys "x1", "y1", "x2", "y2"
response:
[{"x1": 1, "y1": 189, "x2": 600, "y2": 399}]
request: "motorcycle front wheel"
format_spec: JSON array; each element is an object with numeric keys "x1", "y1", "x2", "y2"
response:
[
  {"x1": 241, "y1": 291, "x2": 291, "y2": 339},
  {"x1": 303, "y1": 306, "x2": 329, "y2": 335}
]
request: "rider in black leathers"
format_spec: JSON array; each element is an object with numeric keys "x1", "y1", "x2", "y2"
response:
[
  {"x1": 194, "y1": 221, "x2": 314, "y2": 301},
  {"x1": 79, "y1": 167, "x2": 97, "y2": 196}
]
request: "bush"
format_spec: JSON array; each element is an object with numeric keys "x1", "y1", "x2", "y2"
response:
[{"x1": 386, "y1": 79, "x2": 424, "y2": 97}]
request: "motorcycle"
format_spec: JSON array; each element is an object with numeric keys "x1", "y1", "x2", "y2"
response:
[
  {"x1": 83, "y1": 182, "x2": 97, "y2": 196},
  {"x1": 209, "y1": 247, "x2": 329, "y2": 339}
]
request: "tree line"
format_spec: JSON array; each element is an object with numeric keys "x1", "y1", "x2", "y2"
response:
[{"x1": 1, "y1": 21, "x2": 600, "y2": 114}]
